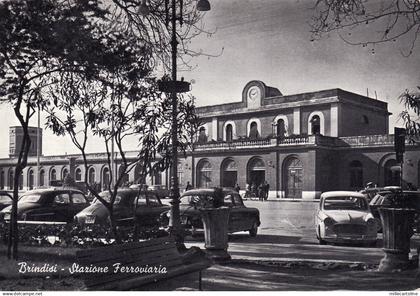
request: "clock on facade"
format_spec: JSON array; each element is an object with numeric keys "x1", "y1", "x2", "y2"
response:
[{"x1": 247, "y1": 86, "x2": 261, "y2": 101}]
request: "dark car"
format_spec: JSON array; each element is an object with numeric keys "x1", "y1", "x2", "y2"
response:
[
  {"x1": 0, "y1": 188, "x2": 90, "y2": 223},
  {"x1": 74, "y1": 188, "x2": 170, "y2": 227},
  {"x1": 0, "y1": 191, "x2": 13, "y2": 211},
  {"x1": 162, "y1": 188, "x2": 261, "y2": 237}
]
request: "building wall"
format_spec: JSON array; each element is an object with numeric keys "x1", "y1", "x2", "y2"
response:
[{"x1": 339, "y1": 102, "x2": 388, "y2": 137}]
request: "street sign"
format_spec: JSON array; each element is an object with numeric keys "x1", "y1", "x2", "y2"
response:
[{"x1": 394, "y1": 127, "x2": 406, "y2": 163}]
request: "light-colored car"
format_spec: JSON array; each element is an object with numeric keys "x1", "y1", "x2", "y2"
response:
[{"x1": 315, "y1": 191, "x2": 379, "y2": 246}]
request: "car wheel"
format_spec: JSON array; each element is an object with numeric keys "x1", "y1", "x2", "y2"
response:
[
  {"x1": 317, "y1": 227, "x2": 327, "y2": 245},
  {"x1": 249, "y1": 221, "x2": 258, "y2": 237}
]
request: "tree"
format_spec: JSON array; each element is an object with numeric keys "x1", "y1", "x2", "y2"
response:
[
  {"x1": 311, "y1": 0, "x2": 420, "y2": 139},
  {"x1": 45, "y1": 70, "x2": 199, "y2": 243},
  {"x1": 399, "y1": 88, "x2": 420, "y2": 142},
  {"x1": 0, "y1": 0, "x2": 119, "y2": 259},
  {"x1": 311, "y1": 0, "x2": 419, "y2": 55}
]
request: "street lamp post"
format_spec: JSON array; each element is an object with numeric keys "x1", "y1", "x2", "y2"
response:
[{"x1": 140, "y1": 0, "x2": 210, "y2": 250}]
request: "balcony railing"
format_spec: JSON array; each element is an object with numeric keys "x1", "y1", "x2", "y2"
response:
[{"x1": 193, "y1": 135, "x2": 312, "y2": 151}]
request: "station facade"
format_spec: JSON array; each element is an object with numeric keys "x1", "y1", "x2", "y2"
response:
[{"x1": 0, "y1": 80, "x2": 419, "y2": 199}]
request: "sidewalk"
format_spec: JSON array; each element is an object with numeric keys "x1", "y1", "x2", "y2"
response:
[{"x1": 185, "y1": 235, "x2": 420, "y2": 291}]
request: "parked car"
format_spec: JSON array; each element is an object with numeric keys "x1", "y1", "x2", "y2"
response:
[
  {"x1": 0, "y1": 188, "x2": 90, "y2": 223},
  {"x1": 74, "y1": 188, "x2": 170, "y2": 227},
  {"x1": 315, "y1": 191, "x2": 378, "y2": 246},
  {"x1": 148, "y1": 185, "x2": 171, "y2": 199},
  {"x1": 0, "y1": 191, "x2": 13, "y2": 211},
  {"x1": 161, "y1": 188, "x2": 261, "y2": 237},
  {"x1": 369, "y1": 189, "x2": 420, "y2": 232}
]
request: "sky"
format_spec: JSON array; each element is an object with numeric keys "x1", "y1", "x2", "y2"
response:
[{"x1": 0, "y1": 0, "x2": 419, "y2": 158}]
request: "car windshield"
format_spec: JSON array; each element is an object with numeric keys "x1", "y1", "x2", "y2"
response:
[
  {"x1": 0, "y1": 194, "x2": 11, "y2": 202},
  {"x1": 19, "y1": 194, "x2": 42, "y2": 203},
  {"x1": 324, "y1": 196, "x2": 367, "y2": 210},
  {"x1": 94, "y1": 193, "x2": 123, "y2": 204},
  {"x1": 180, "y1": 194, "x2": 214, "y2": 208}
]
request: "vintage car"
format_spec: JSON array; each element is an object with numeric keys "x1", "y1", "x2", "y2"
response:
[
  {"x1": 0, "y1": 191, "x2": 13, "y2": 211},
  {"x1": 162, "y1": 188, "x2": 261, "y2": 237},
  {"x1": 315, "y1": 191, "x2": 378, "y2": 246},
  {"x1": 74, "y1": 188, "x2": 170, "y2": 227},
  {"x1": 0, "y1": 188, "x2": 90, "y2": 223}
]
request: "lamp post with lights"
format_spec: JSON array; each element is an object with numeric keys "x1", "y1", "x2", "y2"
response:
[{"x1": 139, "y1": 0, "x2": 210, "y2": 249}]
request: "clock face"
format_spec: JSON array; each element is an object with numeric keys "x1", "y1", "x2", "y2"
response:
[{"x1": 247, "y1": 86, "x2": 261, "y2": 101}]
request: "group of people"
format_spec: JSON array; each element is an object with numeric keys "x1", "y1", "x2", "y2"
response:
[{"x1": 244, "y1": 181, "x2": 270, "y2": 201}]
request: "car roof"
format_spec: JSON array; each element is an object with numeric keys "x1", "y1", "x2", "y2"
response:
[
  {"x1": 182, "y1": 188, "x2": 236, "y2": 196},
  {"x1": 320, "y1": 191, "x2": 366, "y2": 199},
  {"x1": 22, "y1": 188, "x2": 84, "y2": 195}
]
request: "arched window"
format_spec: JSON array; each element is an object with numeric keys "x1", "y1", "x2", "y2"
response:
[
  {"x1": 249, "y1": 122, "x2": 259, "y2": 140},
  {"x1": 28, "y1": 169, "x2": 34, "y2": 190},
  {"x1": 75, "y1": 168, "x2": 82, "y2": 181},
  {"x1": 40, "y1": 170, "x2": 45, "y2": 187},
  {"x1": 62, "y1": 168, "x2": 69, "y2": 180},
  {"x1": 88, "y1": 167, "x2": 96, "y2": 184},
  {"x1": 0, "y1": 171, "x2": 4, "y2": 189},
  {"x1": 8, "y1": 170, "x2": 14, "y2": 189},
  {"x1": 349, "y1": 160, "x2": 363, "y2": 189},
  {"x1": 50, "y1": 168, "x2": 57, "y2": 181},
  {"x1": 226, "y1": 124, "x2": 233, "y2": 142},
  {"x1": 102, "y1": 167, "x2": 110, "y2": 190},
  {"x1": 198, "y1": 127, "x2": 207, "y2": 144},
  {"x1": 277, "y1": 119, "x2": 286, "y2": 138},
  {"x1": 384, "y1": 159, "x2": 400, "y2": 186},
  {"x1": 197, "y1": 160, "x2": 212, "y2": 188},
  {"x1": 310, "y1": 115, "x2": 321, "y2": 135}
]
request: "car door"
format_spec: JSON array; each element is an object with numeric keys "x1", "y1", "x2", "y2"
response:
[
  {"x1": 134, "y1": 193, "x2": 149, "y2": 226},
  {"x1": 224, "y1": 194, "x2": 239, "y2": 232},
  {"x1": 52, "y1": 192, "x2": 72, "y2": 222},
  {"x1": 145, "y1": 192, "x2": 165, "y2": 227},
  {"x1": 70, "y1": 191, "x2": 89, "y2": 218},
  {"x1": 231, "y1": 193, "x2": 253, "y2": 231}
]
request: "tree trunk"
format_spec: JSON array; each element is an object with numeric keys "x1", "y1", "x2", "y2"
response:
[{"x1": 108, "y1": 208, "x2": 121, "y2": 244}]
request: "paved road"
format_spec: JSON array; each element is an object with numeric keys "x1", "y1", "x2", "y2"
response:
[{"x1": 185, "y1": 200, "x2": 420, "y2": 264}]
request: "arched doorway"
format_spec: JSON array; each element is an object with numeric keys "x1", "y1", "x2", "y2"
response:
[
  {"x1": 40, "y1": 170, "x2": 45, "y2": 187},
  {"x1": 310, "y1": 115, "x2": 321, "y2": 134},
  {"x1": 88, "y1": 167, "x2": 96, "y2": 185},
  {"x1": 283, "y1": 157, "x2": 303, "y2": 199},
  {"x1": 197, "y1": 159, "x2": 212, "y2": 188},
  {"x1": 247, "y1": 157, "x2": 265, "y2": 189},
  {"x1": 384, "y1": 159, "x2": 400, "y2": 186},
  {"x1": 102, "y1": 167, "x2": 110, "y2": 190},
  {"x1": 28, "y1": 169, "x2": 34, "y2": 190},
  {"x1": 226, "y1": 124, "x2": 233, "y2": 142},
  {"x1": 277, "y1": 119, "x2": 286, "y2": 138},
  {"x1": 221, "y1": 158, "x2": 237, "y2": 188},
  {"x1": 249, "y1": 122, "x2": 259, "y2": 140},
  {"x1": 75, "y1": 168, "x2": 82, "y2": 181},
  {"x1": 62, "y1": 168, "x2": 69, "y2": 180}
]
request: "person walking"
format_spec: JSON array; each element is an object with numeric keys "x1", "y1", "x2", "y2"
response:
[
  {"x1": 258, "y1": 183, "x2": 264, "y2": 201},
  {"x1": 234, "y1": 183, "x2": 240, "y2": 193},
  {"x1": 264, "y1": 181, "x2": 270, "y2": 201}
]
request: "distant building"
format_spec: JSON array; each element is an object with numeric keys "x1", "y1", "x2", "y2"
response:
[
  {"x1": 1, "y1": 80, "x2": 419, "y2": 198},
  {"x1": 9, "y1": 126, "x2": 42, "y2": 157},
  {"x1": 176, "y1": 80, "x2": 420, "y2": 199}
]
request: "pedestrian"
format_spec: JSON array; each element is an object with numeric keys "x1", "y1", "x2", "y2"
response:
[
  {"x1": 264, "y1": 181, "x2": 270, "y2": 201},
  {"x1": 258, "y1": 183, "x2": 264, "y2": 201},
  {"x1": 234, "y1": 183, "x2": 240, "y2": 193},
  {"x1": 185, "y1": 181, "x2": 192, "y2": 191},
  {"x1": 251, "y1": 183, "x2": 257, "y2": 198}
]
